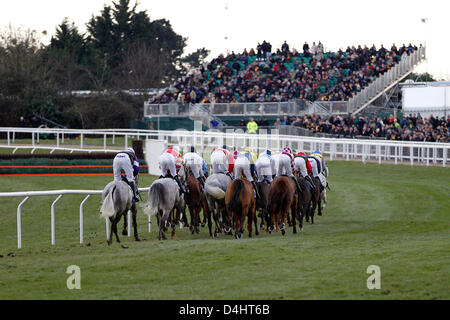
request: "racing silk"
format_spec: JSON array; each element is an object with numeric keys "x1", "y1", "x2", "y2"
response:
[
  {"x1": 309, "y1": 154, "x2": 322, "y2": 173},
  {"x1": 296, "y1": 152, "x2": 312, "y2": 175},
  {"x1": 202, "y1": 159, "x2": 209, "y2": 175},
  {"x1": 133, "y1": 156, "x2": 140, "y2": 177},
  {"x1": 281, "y1": 150, "x2": 294, "y2": 169},
  {"x1": 213, "y1": 148, "x2": 234, "y2": 173},
  {"x1": 258, "y1": 151, "x2": 272, "y2": 161},
  {"x1": 237, "y1": 151, "x2": 257, "y2": 163},
  {"x1": 164, "y1": 147, "x2": 183, "y2": 169}
]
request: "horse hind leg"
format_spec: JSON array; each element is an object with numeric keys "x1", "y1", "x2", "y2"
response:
[
  {"x1": 131, "y1": 205, "x2": 140, "y2": 241},
  {"x1": 112, "y1": 214, "x2": 122, "y2": 243},
  {"x1": 122, "y1": 212, "x2": 128, "y2": 236}
]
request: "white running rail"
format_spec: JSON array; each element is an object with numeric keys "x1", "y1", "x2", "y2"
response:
[
  {"x1": 0, "y1": 188, "x2": 150, "y2": 249},
  {"x1": 1, "y1": 127, "x2": 448, "y2": 166}
]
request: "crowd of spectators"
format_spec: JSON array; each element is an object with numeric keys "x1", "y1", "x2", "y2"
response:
[
  {"x1": 288, "y1": 113, "x2": 449, "y2": 142},
  {"x1": 150, "y1": 41, "x2": 420, "y2": 105}
]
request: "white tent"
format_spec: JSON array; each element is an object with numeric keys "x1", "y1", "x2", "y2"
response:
[{"x1": 401, "y1": 81, "x2": 450, "y2": 118}]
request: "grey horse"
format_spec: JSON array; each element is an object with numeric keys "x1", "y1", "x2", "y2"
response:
[
  {"x1": 100, "y1": 180, "x2": 140, "y2": 245},
  {"x1": 204, "y1": 173, "x2": 232, "y2": 237},
  {"x1": 143, "y1": 178, "x2": 185, "y2": 240}
]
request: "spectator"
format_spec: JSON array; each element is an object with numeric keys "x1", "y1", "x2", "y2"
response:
[
  {"x1": 247, "y1": 117, "x2": 258, "y2": 134},
  {"x1": 210, "y1": 117, "x2": 219, "y2": 129},
  {"x1": 149, "y1": 42, "x2": 417, "y2": 107}
]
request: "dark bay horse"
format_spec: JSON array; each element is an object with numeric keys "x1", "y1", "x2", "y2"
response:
[
  {"x1": 256, "y1": 181, "x2": 270, "y2": 231},
  {"x1": 294, "y1": 171, "x2": 312, "y2": 232},
  {"x1": 307, "y1": 176, "x2": 322, "y2": 224},
  {"x1": 267, "y1": 176, "x2": 298, "y2": 235},
  {"x1": 225, "y1": 178, "x2": 257, "y2": 239},
  {"x1": 185, "y1": 170, "x2": 212, "y2": 236}
]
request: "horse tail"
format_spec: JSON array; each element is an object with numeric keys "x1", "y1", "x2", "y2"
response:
[
  {"x1": 206, "y1": 184, "x2": 226, "y2": 199},
  {"x1": 144, "y1": 183, "x2": 165, "y2": 217},
  {"x1": 269, "y1": 184, "x2": 289, "y2": 215},
  {"x1": 228, "y1": 179, "x2": 243, "y2": 214},
  {"x1": 100, "y1": 186, "x2": 116, "y2": 218}
]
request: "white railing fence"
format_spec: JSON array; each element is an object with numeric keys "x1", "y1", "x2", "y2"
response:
[
  {"x1": 1, "y1": 127, "x2": 448, "y2": 166},
  {"x1": 0, "y1": 188, "x2": 150, "y2": 249}
]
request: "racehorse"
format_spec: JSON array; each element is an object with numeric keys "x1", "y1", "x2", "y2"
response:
[
  {"x1": 267, "y1": 176, "x2": 298, "y2": 235},
  {"x1": 143, "y1": 178, "x2": 185, "y2": 240},
  {"x1": 185, "y1": 167, "x2": 212, "y2": 236},
  {"x1": 225, "y1": 178, "x2": 257, "y2": 239},
  {"x1": 307, "y1": 176, "x2": 322, "y2": 224},
  {"x1": 293, "y1": 171, "x2": 312, "y2": 232},
  {"x1": 205, "y1": 173, "x2": 232, "y2": 237},
  {"x1": 256, "y1": 180, "x2": 270, "y2": 230},
  {"x1": 100, "y1": 180, "x2": 140, "y2": 245}
]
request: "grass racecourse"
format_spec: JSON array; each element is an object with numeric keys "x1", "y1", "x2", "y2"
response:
[{"x1": 0, "y1": 161, "x2": 449, "y2": 300}]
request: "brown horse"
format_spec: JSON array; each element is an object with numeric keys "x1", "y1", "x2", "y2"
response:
[
  {"x1": 185, "y1": 169, "x2": 212, "y2": 236},
  {"x1": 256, "y1": 181, "x2": 271, "y2": 231},
  {"x1": 267, "y1": 176, "x2": 298, "y2": 235},
  {"x1": 306, "y1": 175, "x2": 322, "y2": 224},
  {"x1": 293, "y1": 171, "x2": 312, "y2": 232},
  {"x1": 225, "y1": 178, "x2": 257, "y2": 239}
]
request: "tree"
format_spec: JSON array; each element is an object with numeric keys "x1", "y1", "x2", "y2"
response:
[
  {"x1": 403, "y1": 72, "x2": 436, "y2": 82},
  {"x1": 86, "y1": 0, "x2": 188, "y2": 88},
  {"x1": 181, "y1": 47, "x2": 210, "y2": 75},
  {"x1": 46, "y1": 18, "x2": 94, "y2": 90},
  {"x1": 0, "y1": 25, "x2": 57, "y2": 125}
]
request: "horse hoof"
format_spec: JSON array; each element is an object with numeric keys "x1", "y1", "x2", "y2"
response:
[
  {"x1": 135, "y1": 237, "x2": 141, "y2": 242},
  {"x1": 122, "y1": 229, "x2": 127, "y2": 236},
  {"x1": 281, "y1": 229, "x2": 286, "y2": 236}
]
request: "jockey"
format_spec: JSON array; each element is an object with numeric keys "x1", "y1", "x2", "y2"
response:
[
  {"x1": 256, "y1": 150, "x2": 275, "y2": 183},
  {"x1": 183, "y1": 146, "x2": 206, "y2": 189},
  {"x1": 159, "y1": 146, "x2": 187, "y2": 194},
  {"x1": 113, "y1": 147, "x2": 140, "y2": 202},
  {"x1": 294, "y1": 152, "x2": 316, "y2": 190},
  {"x1": 277, "y1": 146, "x2": 302, "y2": 194},
  {"x1": 234, "y1": 150, "x2": 260, "y2": 199},
  {"x1": 202, "y1": 159, "x2": 209, "y2": 177},
  {"x1": 211, "y1": 145, "x2": 234, "y2": 177},
  {"x1": 307, "y1": 154, "x2": 324, "y2": 192},
  {"x1": 244, "y1": 147, "x2": 257, "y2": 177},
  {"x1": 312, "y1": 150, "x2": 328, "y2": 177}
]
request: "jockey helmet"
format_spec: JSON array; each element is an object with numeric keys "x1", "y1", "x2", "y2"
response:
[
  {"x1": 172, "y1": 146, "x2": 181, "y2": 153},
  {"x1": 266, "y1": 150, "x2": 272, "y2": 156},
  {"x1": 222, "y1": 145, "x2": 227, "y2": 150},
  {"x1": 244, "y1": 147, "x2": 250, "y2": 153},
  {"x1": 126, "y1": 147, "x2": 135, "y2": 156},
  {"x1": 314, "y1": 150, "x2": 322, "y2": 155},
  {"x1": 282, "y1": 146, "x2": 292, "y2": 154}
]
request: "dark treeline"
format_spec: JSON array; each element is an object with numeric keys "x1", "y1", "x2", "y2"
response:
[{"x1": 0, "y1": 0, "x2": 209, "y2": 128}]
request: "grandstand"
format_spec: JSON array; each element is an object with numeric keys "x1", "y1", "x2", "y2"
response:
[{"x1": 144, "y1": 43, "x2": 426, "y2": 130}]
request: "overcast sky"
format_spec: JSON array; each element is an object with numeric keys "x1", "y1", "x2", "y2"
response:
[{"x1": 1, "y1": 0, "x2": 449, "y2": 79}]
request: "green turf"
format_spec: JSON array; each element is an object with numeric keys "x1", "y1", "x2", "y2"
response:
[{"x1": 0, "y1": 161, "x2": 449, "y2": 299}]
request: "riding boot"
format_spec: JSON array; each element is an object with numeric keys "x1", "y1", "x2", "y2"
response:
[
  {"x1": 197, "y1": 177, "x2": 205, "y2": 192},
  {"x1": 251, "y1": 180, "x2": 260, "y2": 199},
  {"x1": 290, "y1": 176, "x2": 301, "y2": 195},
  {"x1": 174, "y1": 175, "x2": 186, "y2": 195},
  {"x1": 305, "y1": 175, "x2": 316, "y2": 191},
  {"x1": 129, "y1": 181, "x2": 140, "y2": 202}
]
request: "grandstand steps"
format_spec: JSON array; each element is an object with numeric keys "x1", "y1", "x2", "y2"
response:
[{"x1": 349, "y1": 47, "x2": 426, "y2": 115}]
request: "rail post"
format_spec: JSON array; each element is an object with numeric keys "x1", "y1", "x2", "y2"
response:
[
  {"x1": 51, "y1": 195, "x2": 64, "y2": 245},
  {"x1": 17, "y1": 196, "x2": 30, "y2": 249},
  {"x1": 79, "y1": 195, "x2": 91, "y2": 244}
]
